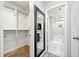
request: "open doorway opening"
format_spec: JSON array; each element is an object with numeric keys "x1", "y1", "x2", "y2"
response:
[{"x1": 47, "y1": 4, "x2": 65, "y2": 57}]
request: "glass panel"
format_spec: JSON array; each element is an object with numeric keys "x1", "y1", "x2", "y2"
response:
[
  {"x1": 36, "y1": 11, "x2": 44, "y2": 55},
  {"x1": 34, "y1": 6, "x2": 45, "y2": 57}
]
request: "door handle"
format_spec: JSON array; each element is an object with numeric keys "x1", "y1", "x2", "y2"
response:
[{"x1": 73, "y1": 37, "x2": 79, "y2": 40}]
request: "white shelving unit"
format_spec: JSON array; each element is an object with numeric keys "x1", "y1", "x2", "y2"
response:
[
  {"x1": 2, "y1": 2, "x2": 30, "y2": 30},
  {"x1": 0, "y1": 1, "x2": 30, "y2": 57}
]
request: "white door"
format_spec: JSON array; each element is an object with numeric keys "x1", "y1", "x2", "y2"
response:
[{"x1": 71, "y1": 2, "x2": 79, "y2": 57}]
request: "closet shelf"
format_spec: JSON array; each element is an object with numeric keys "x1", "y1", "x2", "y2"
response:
[
  {"x1": 53, "y1": 41, "x2": 64, "y2": 45},
  {"x1": 4, "y1": 2, "x2": 30, "y2": 15}
]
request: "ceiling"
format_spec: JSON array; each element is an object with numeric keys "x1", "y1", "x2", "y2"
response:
[
  {"x1": 47, "y1": 5, "x2": 65, "y2": 21},
  {"x1": 48, "y1": 5, "x2": 65, "y2": 15},
  {"x1": 7, "y1": 1, "x2": 29, "y2": 11}
]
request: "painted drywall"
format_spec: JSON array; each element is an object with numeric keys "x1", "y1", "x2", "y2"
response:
[
  {"x1": 0, "y1": 30, "x2": 1, "y2": 56},
  {"x1": 29, "y1": 1, "x2": 34, "y2": 57},
  {"x1": 0, "y1": 2, "x2": 1, "y2": 57},
  {"x1": 34, "y1": 1, "x2": 45, "y2": 13},
  {"x1": 0, "y1": 2, "x2": 4, "y2": 57},
  {"x1": 18, "y1": 12, "x2": 29, "y2": 30},
  {"x1": 43, "y1": 1, "x2": 65, "y2": 10},
  {"x1": 4, "y1": 30, "x2": 30, "y2": 53}
]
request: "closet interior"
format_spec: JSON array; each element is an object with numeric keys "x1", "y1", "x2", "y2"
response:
[{"x1": 1, "y1": 1, "x2": 30, "y2": 57}]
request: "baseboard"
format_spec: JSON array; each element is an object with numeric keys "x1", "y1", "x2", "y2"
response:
[
  {"x1": 4, "y1": 44, "x2": 30, "y2": 57},
  {"x1": 4, "y1": 43, "x2": 29, "y2": 54}
]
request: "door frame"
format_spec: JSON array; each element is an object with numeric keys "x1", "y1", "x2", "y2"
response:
[
  {"x1": 45, "y1": 2, "x2": 71, "y2": 57},
  {"x1": 71, "y1": 2, "x2": 79, "y2": 56}
]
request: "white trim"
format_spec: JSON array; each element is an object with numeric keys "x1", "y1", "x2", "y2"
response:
[
  {"x1": 0, "y1": 2, "x2": 4, "y2": 57},
  {"x1": 45, "y1": 5, "x2": 48, "y2": 52},
  {"x1": 4, "y1": 44, "x2": 28, "y2": 54},
  {"x1": 29, "y1": 1, "x2": 34, "y2": 57},
  {"x1": 64, "y1": 2, "x2": 68, "y2": 57}
]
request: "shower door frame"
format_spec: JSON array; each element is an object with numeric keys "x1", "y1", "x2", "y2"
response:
[{"x1": 45, "y1": 2, "x2": 71, "y2": 57}]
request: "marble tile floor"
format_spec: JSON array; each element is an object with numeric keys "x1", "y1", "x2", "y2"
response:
[{"x1": 42, "y1": 51, "x2": 59, "y2": 57}]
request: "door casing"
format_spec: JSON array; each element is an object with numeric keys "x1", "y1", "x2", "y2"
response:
[{"x1": 45, "y1": 2, "x2": 71, "y2": 57}]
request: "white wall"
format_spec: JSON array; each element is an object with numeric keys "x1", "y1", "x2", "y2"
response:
[
  {"x1": 0, "y1": 2, "x2": 4, "y2": 57},
  {"x1": 0, "y1": 30, "x2": 1, "y2": 56},
  {"x1": 4, "y1": 30, "x2": 29, "y2": 53},
  {"x1": 29, "y1": 1, "x2": 34, "y2": 57},
  {"x1": 34, "y1": 1, "x2": 45, "y2": 13},
  {"x1": 18, "y1": 12, "x2": 29, "y2": 30},
  {"x1": 0, "y1": 2, "x2": 1, "y2": 57},
  {"x1": 43, "y1": 1, "x2": 65, "y2": 10}
]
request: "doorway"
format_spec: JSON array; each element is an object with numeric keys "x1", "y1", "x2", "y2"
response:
[{"x1": 46, "y1": 4, "x2": 66, "y2": 57}]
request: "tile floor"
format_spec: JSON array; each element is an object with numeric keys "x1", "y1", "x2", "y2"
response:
[{"x1": 42, "y1": 52, "x2": 59, "y2": 57}]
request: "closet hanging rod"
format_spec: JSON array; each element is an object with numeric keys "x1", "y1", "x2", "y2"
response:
[
  {"x1": 17, "y1": 8, "x2": 29, "y2": 15},
  {"x1": 3, "y1": 2, "x2": 29, "y2": 15},
  {"x1": 4, "y1": 5, "x2": 15, "y2": 10},
  {"x1": 4, "y1": 6, "x2": 29, "y2": 15},
  {"x1": 3, "y1": 2, "x2": 16, "y2": 10}
]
